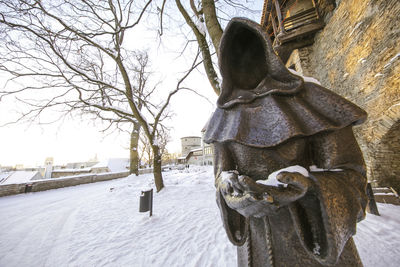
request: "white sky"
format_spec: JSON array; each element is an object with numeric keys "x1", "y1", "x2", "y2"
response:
[
  {"x1": 0, "y1": 1, "x2": 262, "y2": 167},
  {"x1": 0, "y1": 55, "x2": 217, "y2": 167}
]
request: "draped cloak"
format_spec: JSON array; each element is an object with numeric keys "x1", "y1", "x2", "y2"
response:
[{"x1": 204, "y1": 18, "x2": 368, "y2": 267}]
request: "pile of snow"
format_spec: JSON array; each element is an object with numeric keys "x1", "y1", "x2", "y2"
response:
[
  {"x1": 257, "y1": 165, "x2": 309, "y2": 187},
  {"x1": 0, "y1": 166, "x2": 399, "y2": 266},
  {"x1": 354, "y1": 204, "x2": 400, "y2": 267},
  {"x1": 107, "y1": 158, "x2": 129, "y2": 172},
  {"x1": 91, "y1": 158, "x2": 129, "y2": 173}
]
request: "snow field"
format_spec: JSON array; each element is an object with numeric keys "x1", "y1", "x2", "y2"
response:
[
  {"x1": 0, "y1": 167, "x2": 235, "y2": 267},
  {"x1": 353, "y1": 204, "x2": 400, "y2": 267},
  {"x1": 0, "y1": 166, "x2": 399, "y2": 267}
]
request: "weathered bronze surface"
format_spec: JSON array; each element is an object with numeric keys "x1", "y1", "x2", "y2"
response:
[{"x1": 204, "y1": 18, "x2": 368, "y2": 267}]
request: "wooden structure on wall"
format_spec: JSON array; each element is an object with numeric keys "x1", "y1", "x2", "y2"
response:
[{"x1": 261, "y1": 0, "x2": 325, "y2": 46}]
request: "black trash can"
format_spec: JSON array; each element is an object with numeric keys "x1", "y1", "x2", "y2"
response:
[
  {"x1": 139, "y1": 188, "x2": 153, "y2": 216},
  {"x1": 25, "y1": 184, "x2": 33, "y2": 193}
]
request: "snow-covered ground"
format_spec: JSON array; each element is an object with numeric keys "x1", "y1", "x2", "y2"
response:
[
  {"x1": 0, "y1": 171, "x2": 42, "y2": 185},
  {"x1": 0, "y1": 166, "x2": 399, "y2": 267}
]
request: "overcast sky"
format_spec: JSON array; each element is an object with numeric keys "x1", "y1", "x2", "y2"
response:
[{"x1": 0, "y1": 1, "x2": 262, "y2": 167}]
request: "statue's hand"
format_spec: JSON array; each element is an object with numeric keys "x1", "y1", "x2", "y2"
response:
[
  {"x1": 217, "y1": 171, "x2": 244, "y2": 196},
  {"x1": 217, "y1": 171, "x2": 273, "y2": 217},
  {"x1": 267, "y1": 171, "x2": 313, "y2": 205},
  {"x1": 220, "y1": 172, "x2": 313, "y2": 218}
]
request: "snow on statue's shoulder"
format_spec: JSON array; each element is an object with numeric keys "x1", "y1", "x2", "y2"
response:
[
  {"x1": 288, "y1": 68, "x2": 321, "y2": 85},
  {"x1": 257, "y1": 165, "x2": 309, "y2": 187}
]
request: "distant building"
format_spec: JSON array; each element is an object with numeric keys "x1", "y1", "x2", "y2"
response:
[
  {"x1": 181, "y1": 136, "x2": 201, "y2": 157},
  {"x1": 44, "y1": 157, "x2": 54, "y2": 179},
  {"x1": 15, "y1": 164, "x2": 24, "y2": 170},
  {"x1": 185, "y1": 145, "x2": 213, "y2": 166},
  {"x1": 200, "y1": 121, "x2": 214, "y2": 166},
  {"x1": 178, "y1": 122, "x2": 214, "y2": 166},
  {"x1": 176, "y1": 156, "x2": 187, "y2": 165},
  {"x1": 0, "y1": 165, "x2": 14, "y2": 172},
  {"x1": 51, "y1": 158, "x2": 129, "y2": 178},
  {"x1": 50, "y1": 157, "x2": 101, "y2": 178},
  {"x1": 202, "y1": 144, "x2": 214, "y2": 166},
  {"x1": 65, "y1": 161, "x2": 98, "y2": 169}
]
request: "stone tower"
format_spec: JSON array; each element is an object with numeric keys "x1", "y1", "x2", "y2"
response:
[
  {"x1": 44, "y1": 157, "x2": 53, "y2": 179},
  {"x1": 181, "y1": 136, "x2": 201, "y2": 157}
]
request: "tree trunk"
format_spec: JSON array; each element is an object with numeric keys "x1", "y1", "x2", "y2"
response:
[
  {"x1": 202, "y1": 0, "x2": 223, "y2": 55},
  {"x1": 152, "y1": 145, "x2": 164, "y2": 192},
  {"x1": 130, "y1": 122, "x2": 141, "y2": 175}
]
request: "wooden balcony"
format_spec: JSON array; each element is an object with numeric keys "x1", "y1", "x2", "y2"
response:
[{"x1": 261, "y1": 0, "x2": 324, "y2": 45}]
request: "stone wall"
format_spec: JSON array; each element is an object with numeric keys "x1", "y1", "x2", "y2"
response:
[
  {"x1": 0, "y1": 183, "x2": 26, "y2": 197},
  {"x1": 372, "y1": 121, "x2": 400, "y2": 192},
  {"x1": 296, "y1": 0, "x2": 400, "y2": 190},
  {"x1": 51, "y1": 169, "x2": 91, "y2": 178},
  {"x1": 0, "y1": 171, "x2": 129, "y2": 198}
]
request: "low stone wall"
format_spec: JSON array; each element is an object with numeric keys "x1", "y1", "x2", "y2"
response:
[
  {"x1": 51, "y1": 170, "x2": 91, "y2": 178},
  {"x1": 0, "y1": 171, "x2": 130, "y2": 198},
  {"x1": 0, "y1": 183, "x2": 26, "y2": 197}
]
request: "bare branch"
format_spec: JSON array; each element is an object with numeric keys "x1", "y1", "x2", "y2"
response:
[
  {"x1": 175, "y1": 0, "x2": 221, "y2": 95},
  {"x1": 158, "y1": 0, "x2": 167, "y2": 36}
]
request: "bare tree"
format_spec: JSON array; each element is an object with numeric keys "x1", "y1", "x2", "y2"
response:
[
  {"x1": 174, "y1": 0, "x2": 221, "y2": 95},
  {"x1": 139, "y1": 130, "x2": 153, "y2": 168},
  {"x1": 138, "y1": 122, "x2": 170, "y2": 168},
  {"x1": 0, "y1": 0, "x2": 198, "y2": 192},
  {"x1": 161, "y1": 151, "x2": 178, "y2": 166},
  {"x1": 79, "y1": 51, "x2": 160, "y2": 176},
  {"x1": 127, "y1": 52, "x2": 156, "y2": 176}
]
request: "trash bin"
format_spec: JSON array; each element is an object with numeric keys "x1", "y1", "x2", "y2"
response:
[
  {"x1": 139, "y1": 188, "x2": 153, "y2": 216},
  {"x1": 25, "y1": 184, "x2": 33, "y2": 193}
]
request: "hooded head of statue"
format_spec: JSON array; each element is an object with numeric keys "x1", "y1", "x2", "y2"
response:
[
  {"x1": 217, "y1": 17, "x2": 303, "y2": 109},
  {"x1": 204, "y1": 17, "x2": 366, "y2": 148}
]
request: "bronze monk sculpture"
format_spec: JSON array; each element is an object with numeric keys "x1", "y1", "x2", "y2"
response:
[{"x1": 204, "y1": 18, "x2": 368, "y2": 267}]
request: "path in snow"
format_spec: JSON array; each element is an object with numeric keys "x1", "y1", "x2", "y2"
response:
[{"x1": 0, "y1": 166, "x2": 399, "y2": 267}]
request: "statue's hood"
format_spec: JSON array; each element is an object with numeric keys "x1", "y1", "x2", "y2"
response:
[
  {"x1": 217, "y1": 17, "x2": 303, "y2": 109},
  {"x1": 205, "y1": 18, "x2": 367, "y2": 147}
]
